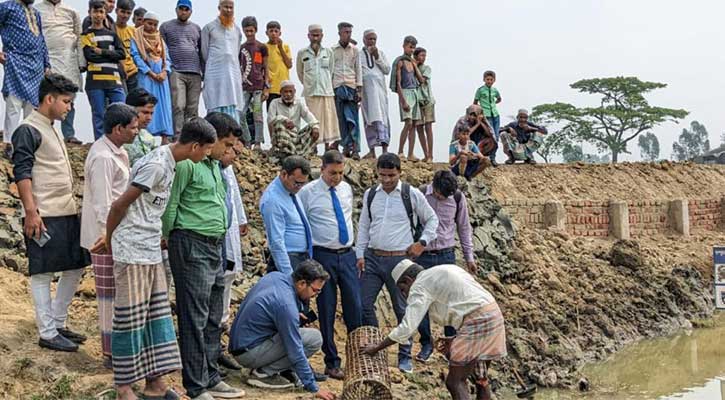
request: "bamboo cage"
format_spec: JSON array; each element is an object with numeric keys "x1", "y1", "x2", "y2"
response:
[{"x1": 342, "y1": 326, "x2": 393, "y2": 400}]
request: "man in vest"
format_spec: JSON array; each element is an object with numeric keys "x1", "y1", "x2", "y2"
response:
[{"x1": 12, "y1": 74, "x2": 89, "y2": 352}]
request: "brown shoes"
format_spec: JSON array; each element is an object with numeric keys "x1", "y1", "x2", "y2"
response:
[{"x1": 324, "y1": 367, "x2": 345, "y2": 380}]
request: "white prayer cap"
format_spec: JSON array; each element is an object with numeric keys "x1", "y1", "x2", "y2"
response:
[
  {"x1": 363, "y1": 29, "x2": 376, "y2": 37},
  {"x1": 143, "y1": 11, "x2": 160, "y2": 21},
  {"x1": 280, "y1": 80, "x2": 295, "y2": 89},
  {"x1": 308, "y1": 24, "x2": 323, "y2": 32},
  {"x1": 392, "y1": 259, "x2": 415, "y2": 284},
  {"x1": 517, "y1": 109, "x2": 529, "y2": 116}
]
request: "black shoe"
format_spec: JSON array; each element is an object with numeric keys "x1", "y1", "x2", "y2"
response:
[
  {"x1": 57, "y1": 328, "x2": 87, "y2": 344},
  {"x1": 279, "y1": 369, "x2": 302, "y2": 387},
  {"x1": 218, "y1": 353, "x2": 242, "y2": 370},
  {"x1": 313, "y1": 370, "x2": 328, "y2": 382},
  {"x1": 39, "y1": 335, "x2": 78, "y2": 352}
]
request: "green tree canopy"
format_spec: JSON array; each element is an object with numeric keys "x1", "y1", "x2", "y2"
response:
[
  {"x1": 533, "y1": 77, "x2": 688, "y2": 163},
  {"x1": 672, "y1": 121, "x2": 710, "y2": 161},
  {"x1": 638, "y1": 132, "x2": 660, "y2": 161}
]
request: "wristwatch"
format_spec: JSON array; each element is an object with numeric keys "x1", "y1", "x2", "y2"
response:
[{"x1": 419, "y1": 240, "x2": 427, "y2": 247}]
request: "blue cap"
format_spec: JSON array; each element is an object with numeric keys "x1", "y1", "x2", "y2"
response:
[{"x1": 177, "y1": 0, "x2": 192, "y2": 9}]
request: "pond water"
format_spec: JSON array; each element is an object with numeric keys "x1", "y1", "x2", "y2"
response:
[{"x1": 501, "y1": 313, "x2": 725, "y2": 400}]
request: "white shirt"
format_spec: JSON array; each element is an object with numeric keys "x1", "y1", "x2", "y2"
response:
[
  {"x1": 389, "y1": 265, "x2": 496, "y2": 344},
  {"x1": 356, "y1": 181, "x2": 438, "y2": 258},
  {"x1": 297, "y1": 178, "x2": 354, "y2": 249},
  {"x1": 223, "y1": 165, "x2": 247, "y2": 275},
  {"x1": 35, "y1": 0, "x2": 84, "y2": 90}
]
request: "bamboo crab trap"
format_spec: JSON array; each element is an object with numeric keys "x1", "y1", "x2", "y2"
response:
[{"x1": 342, "y1": 326, "x2": 393, "y2": 400}]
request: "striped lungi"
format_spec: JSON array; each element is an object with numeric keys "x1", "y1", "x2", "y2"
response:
[
  {"x1": 112, "y1": 262, "x2": 181, "y2": 385},
  {"x1": 449, "y1": 302, "x2": 507, "y2": 367},
  {"x1": 91, "y1": 253, "x2": 114, "y2": 357},
  {"x1": 305, "y1": 96, "x2": 340, "y2": 144}
]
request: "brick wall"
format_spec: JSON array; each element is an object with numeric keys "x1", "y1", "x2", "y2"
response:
[
  {"x1": 628, "y1": 200, "x2": 670, "y2": 238},
  {"x1": 688, "y1": 199, "x2": 722, "y2": 231}
]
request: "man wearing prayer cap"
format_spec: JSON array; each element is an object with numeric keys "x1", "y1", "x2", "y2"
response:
[
  {"x1": 296, "y1": 24, "x2": 340, "y2": 154},
  {"x1": 267, "y1": 79, "x2": 320, "y2": 158},
  {"x1": 362, "y1": 259, "x2": 506, "y2": 400},
  {"x1": 499, "y1": 108, "x2": 548, "y2": 164},
  {"x1": 360, "y1": 28, "x2": 391, "y2": 159}
]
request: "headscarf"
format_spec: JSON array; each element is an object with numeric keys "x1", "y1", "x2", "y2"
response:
[{"x1": 133, "y1": 14, "x2": 166, "y2": 69}]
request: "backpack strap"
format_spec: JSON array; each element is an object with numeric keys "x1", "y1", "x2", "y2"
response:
[
  {"x1": 401, "y1": 183, "x2": 419, "y2": 241},
  {"x1": 454, "y1": 190, "x2": 463, "y2": 221},
  {"x1": 366, "y1": 185, "x2": 378, "y2": 222}
]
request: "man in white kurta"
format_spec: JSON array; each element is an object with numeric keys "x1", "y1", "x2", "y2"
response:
[
  {"x1": 360, "y1": 29, "x2": 391, "y2": 159},
  {"x1": 201, "y1": 1, "x2": 244, "y2": 123}
]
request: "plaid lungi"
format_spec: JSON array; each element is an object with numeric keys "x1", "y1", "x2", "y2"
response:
[
  {"x1": 501, "y1": 131, "x2": 544, "y2": 160},
  {"x1": 112, "y1": 262, "x2": 181, "y2": 385},
  {"x1": 449, "y1": 302, "x2": 507, "y2": 367},
  {"x1": 272, "y1": 122, "x2": 317, "y2": 158},
  {"x1": 91, "y1": 253, "x2": 114, "y2": 357}
]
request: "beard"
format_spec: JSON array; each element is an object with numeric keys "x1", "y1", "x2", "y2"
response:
[{"x1": 219, "y1": 13, "x2": 234, "y2": 29}]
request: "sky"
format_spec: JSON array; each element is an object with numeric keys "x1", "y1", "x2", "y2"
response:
[{"x1": 10, "y1": 0, "x2": 725, "y2": 162}]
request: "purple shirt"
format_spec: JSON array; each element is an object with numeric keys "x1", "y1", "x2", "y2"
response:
[{"x1": 423, "y1": 185, "x2": 475, "y2": 262}]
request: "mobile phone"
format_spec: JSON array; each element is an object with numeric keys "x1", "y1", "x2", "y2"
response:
[{"x1": 33, "y1": 230, "x2": 51, "y2": 248}]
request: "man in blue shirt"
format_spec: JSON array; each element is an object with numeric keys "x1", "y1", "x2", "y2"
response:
[
  {"x1": 259, "y1": 155, "x2": 313, "y2": 274},
  {"x1": 230, "y1": 260, "x2": 336, "y2": 400}
]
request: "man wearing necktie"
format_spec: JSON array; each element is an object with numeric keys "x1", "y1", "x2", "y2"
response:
[
  {"x1": 259, "y1": 155, "x2": 313, "y2": 275},
  {"x1": 298, "y1": 150, "x2": 361, "y2": 380}
]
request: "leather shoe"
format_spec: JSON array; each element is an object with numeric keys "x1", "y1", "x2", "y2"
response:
[
  {"x1": 39, "y1": 335, "x2": 78, "y2": 352},
  {"x1": 218, "y1": 353, "x2": 242, "y2": 370},
  {"x1": 57, "y1": 328, "x2": 87, "y2": 344},
  {"x1": 324, "y1": 367, "x2": 344, "y2": 380}
]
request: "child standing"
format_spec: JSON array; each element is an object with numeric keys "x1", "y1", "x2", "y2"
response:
[
  {"x1": 391, "y1": 35, "x2": 424, "y2": 161},
  {"x1": 414, "y1": 47, "x2": 435, "y2": 162},
  {"x1": 239, "y1": 16, "x2": 268, "y2": 149},
  {"x1": 473, "y1": 70, "x2": 502, "y2": 165},
  {"x1": 265, "y1": 21, "x2": 293, "y2": 111}
]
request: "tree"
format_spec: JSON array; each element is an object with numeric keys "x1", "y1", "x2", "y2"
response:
[
  {"x1": 672, "y1": 121, "x2": 710, "y2": 161},
  {"x1": 533, "y1": 77, "x2": 688, "y2": 163},
  {"x1": 638, "y1": 132, "x2": 660, "y2": 161}
]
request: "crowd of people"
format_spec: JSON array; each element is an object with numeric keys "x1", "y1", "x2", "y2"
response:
[{"x1": 1, "y1": 0, "x2": 530, "y2": 399}]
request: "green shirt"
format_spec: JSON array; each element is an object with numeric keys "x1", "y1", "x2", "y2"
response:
[
  {"x1": 474, "y1": 85, "x2": 501, "y2": 118},
  {"x1": 161, "y1": 157, "x2": 228, "y2": 239}
]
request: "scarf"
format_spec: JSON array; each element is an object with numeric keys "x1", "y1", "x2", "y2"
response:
[
  {"x1": 219, "y1": 14, "x2": 234, "y2": 29},
  {"x1": 16, "y1": 0, "x2": 39, "y2": 36},
  {"x1": 133, "y1": 26, "x2": 166, "y2": 69}
]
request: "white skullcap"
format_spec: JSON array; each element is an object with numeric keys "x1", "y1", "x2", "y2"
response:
[
  {"x1": 280, "y1": 80, "x2": 295, "y2": 89},
  {"x1": 308, "y1": 24, "x2": 323, "y2": 32},
  {"x1": 392, "y1": 259, "x2": 415, "y2": 284},
  {"x1": 518, "y1": 109, "x2": 529, "y2": 116},
  {"x1": 363, "y1": 29, "x2": 376, "y2": 37},
  {"x1": 143, "y1": 11, "x2": 160, "y2": 21}
]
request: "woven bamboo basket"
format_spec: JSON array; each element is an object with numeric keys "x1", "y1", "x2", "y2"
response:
[{"x1": 342, "y1": 326, "x2": 393, "y2": 400}]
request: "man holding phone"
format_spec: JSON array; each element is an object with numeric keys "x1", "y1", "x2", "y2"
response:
[{"x1": 12, "y1": 74, "x2": 90, "y2": 352}]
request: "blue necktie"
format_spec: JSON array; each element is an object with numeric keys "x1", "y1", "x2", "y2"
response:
[
  {"x1": 291, "y1": 194, "x2": 313, "y2": 258},
  {"x1": 329, "y1": 187, "x2": 349, "y2": 246}
]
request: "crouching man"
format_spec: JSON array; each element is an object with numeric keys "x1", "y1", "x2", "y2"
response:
[
  {"x1": 362, "y1": 260, "x2": 506, "y2": 400},
  {"x1": 229, "y1": 260, "x2": 337, "y2": 400}
]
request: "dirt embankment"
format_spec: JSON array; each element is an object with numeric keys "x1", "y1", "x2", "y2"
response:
[{"x1": 0, "y1": 146, "x2": 717, "y2": 399}]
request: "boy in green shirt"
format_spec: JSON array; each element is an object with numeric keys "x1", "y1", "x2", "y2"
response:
[{"x1": 473, "y1": 70, "x2": 502, "y2": 165}]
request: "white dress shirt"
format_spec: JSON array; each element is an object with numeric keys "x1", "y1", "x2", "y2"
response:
[
  {"x1": 297, "y1": 178, "x2": 354, "y2": 249},
  {"x1": 388, "y1": 265, "x2": 496, "y2": 344},
  {"x1": 356, "y1": 181, "x2": 438, "y2": 258},
  {"x1": 223, "y1": 165, "x2": 247, "y2": 275}
]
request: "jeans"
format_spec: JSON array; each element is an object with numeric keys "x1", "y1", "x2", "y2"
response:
[
  {"x1": 487, "y1": 116, "x2": 501, "y2": 161},
  {"x1": 266, "y1": 252, "x2": 309, "y2": 274},
  {"x1": 87, "y1": 87, "x2": 126, "y2": 140},
  {"x1": 241, "y1": 90, "x2": 265, "y2": 145},
  {"x1": 334, "y1": 86, "x2": 361, "y2": 152},
  {"x1": 125, "y1": 73, "x2": 139, "y2": 94},
  {"x1": 234, "y1": 328, "x2": 323, "y2": 376},
  {"x1": 416, "y1": 250, "x2": 457, "y2": 344},
  {"x1": 313, "y1": 248, "x2": 362, "y2": 369},
  {"x1": 170, "y1": 71, "x2": 202, "y2": 135},
  {"x1": 4, "y1": 94, "x2": 33, "y2": 143},
  {"x1": 60, "y1": 104, "x2": 76, "y2": 140},
  {"x1": 168, "y1": 229, "x2": 225, "y2": 398},
  {"x1": 360, "y1": 251, "x2": 411, "y2": 362},
  {"x1": 30, "y1": 269, "x2": 84, "y2": 340}
]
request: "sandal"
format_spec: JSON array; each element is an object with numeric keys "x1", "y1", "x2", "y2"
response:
[{"x1": 139, "y1": 388, "x2": 181, "y2": 400}]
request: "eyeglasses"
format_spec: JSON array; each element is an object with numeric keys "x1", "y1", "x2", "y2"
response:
[
  {"x1": 293, "y1": 180, "x2": 307, "y2": 188},
  {"x1": 308, "y1": 283, "x2": 324, "y2": 294}
]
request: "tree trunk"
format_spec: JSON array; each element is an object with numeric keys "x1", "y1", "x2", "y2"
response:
[{"x1": 611, "y1": 150, "x2": 619, "y2": 163}]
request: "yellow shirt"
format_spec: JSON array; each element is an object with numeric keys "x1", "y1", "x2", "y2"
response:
[
  {"x1": 116, "y1": 25, "x2": 138, "y2": 77},
  {"x1": 266, "y1": 41, "x2": 291, "y2": 94}
]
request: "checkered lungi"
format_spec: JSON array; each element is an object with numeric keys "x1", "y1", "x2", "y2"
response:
[
  {"x1": 271, "y1": 121, "x2": 317, "y2": 158},
  {"x1": 91, "y1": 253, "x2": 115, "y2": 356},
  {"x1": 449, "y1": 302, "x2": 507, "y2": 367},
  {"x1": 500, "y1": 131, "x2": 544, "y2": 160}
]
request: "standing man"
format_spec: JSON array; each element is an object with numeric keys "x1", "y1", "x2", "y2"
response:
[
  {"x1": 264, "y1": 20, "x2": 292, "y2": 110},
  {"x1": 238, "y1": 16, "x2": 268, "y2": 148},
  {"x1": 332, "y1": 22, "x2": 362, "y2": 160},
  {"x1": 36, "y1": 0, "x2": 84, "y2": 144},
  {"x1": 163, "y1": 112, "x2": 245, "y2": 400},
  {"x1": 201, "y1": 0, "x2": 244, "y2": 123},
  {"x1": 356, "y1": 153, "x2": 438, "y2": 373},
  {"x1": 296, "y1": 24, "x2": 339, "y2": 152},
  {"x1": 259, "y1": 155, "x2": 312, "y2": 275},
  {"x1": 414, "y1": 170, "x2": 477, "y2": 362},
  {"x1": 12, "y1": 74, "x2": 87, "y2": 352},
  {"x1": 114, "y1": 0, "x2": 138, "y2": 93},
  {"x1": 161, "y1": 0, "x2": 203, "y2": 137},
  {"x1": 105, "y1": 117, "x2": 217, "y2": 400},
  {"x1": 298, "y1": 150, "x2": 361, "y2": 380},
  {"x1": 80, "y1": 103, "x2": 138, "y2": 366},
  {"x1": 0, "y1": 0, "x2": 51, "y2": 144},
  {"x1": 360, "y1": 29, "x2": 390, "y2": 159}
]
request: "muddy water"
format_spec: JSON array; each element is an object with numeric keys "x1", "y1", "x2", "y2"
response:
[{"x1": 502, "y1": 314, "x2": 725, "y2": 400}]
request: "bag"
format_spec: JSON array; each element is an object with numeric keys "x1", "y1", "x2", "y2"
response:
[
  {"x1": 366, "y1": 183, "x2": 423, "y2": 241},
  {"x1": 419, "y1": 184, "x2": 465, "y2": 221}
]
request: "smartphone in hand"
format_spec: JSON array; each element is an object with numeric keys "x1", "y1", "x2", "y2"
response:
[{"x1": 33, "y1": 231, "x2": 51, "y2": 248}]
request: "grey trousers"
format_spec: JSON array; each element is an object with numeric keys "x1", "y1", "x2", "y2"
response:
[
  {"x1": 170, "y1": 71, "x2": 202, "y2": 135},
  {"x1": 234, "y1": 328, "x2": 323, "y2": 376}
]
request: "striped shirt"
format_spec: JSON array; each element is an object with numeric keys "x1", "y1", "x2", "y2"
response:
[
  {"x1": 160, "y1": 19, "x2": 202, "y2": 75},
  {"x1": 81, "y1": 27, "x2": 125, "y2": 90}
]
